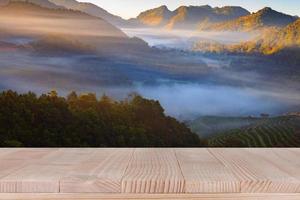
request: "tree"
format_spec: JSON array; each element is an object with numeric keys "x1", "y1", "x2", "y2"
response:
[
  {"x1": 48, "y1": 90, "x2": 58, "y2": 98},
  {"x1": 0, "y1": 90, "x2": 203, "y2": 147}
]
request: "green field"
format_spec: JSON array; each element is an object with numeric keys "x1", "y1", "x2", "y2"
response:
[{"x1": 206, "y1": 116, "x2": 300, "y2": 147}]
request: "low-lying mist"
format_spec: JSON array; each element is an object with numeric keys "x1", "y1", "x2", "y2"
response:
[
  {"x1": 135, "y1": 83, "x2": 300, "y2": 120},
  {"x1": 122, "y1": 28, "x2": 256, "y2": 49},
  {"x1": 1, "y1": 42, "x2": 300, "y2": 121},
  {"x1": 2, "y1": 57, "x2": 299, "y2": 120}
]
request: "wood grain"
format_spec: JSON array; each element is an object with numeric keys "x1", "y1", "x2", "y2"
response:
[
  {"x1": 60, "y1": 148, "x2": 133, "y2": 193},
  {"x1": 1, "y1": 193, "x2": 300, "y2": 200},
  {"x1": 0, "y1": 148, "x2": 300, "y2": 196},
  {"x1": 210, "y1": 148, "x2": 300, "y2": 193},
  {"x1": 249, "y1": 149, "x2": 300, "y2": 183},
  {"x1": 121, "y1": 149, "x2": 185, "y2": 193},
  {"x1": 0, "y1": 149, "x2": 56, "y2": 193},
  {"x1": 36, "y1": 148, "x2": 93, "y2": 165},
  {"x1": 0, "y1": 164, "x2": 71, "y2": 193},
  {"x1": 175, "y1": 148, "x2": 240, "y2": 193}
]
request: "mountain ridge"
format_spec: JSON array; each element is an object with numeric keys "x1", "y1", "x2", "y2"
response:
[
  {"x1": 0, "y1": 1, "x2": 152, "y2": 56},
  {"x1": 203, "y1": 7, "x2": 298, "y2": 32},
  {"x1": 132, "y1": 5, "x2": 250, "y2": 30},
  {"x1": 193, "y1": 19, "x2": 300, "y2": 55},
  {"x1": 136, "y1": 5, "x2": 174, "y2": 27},
  {"x1": 49, "y1": 0, "x2": 127, "y2": 26},
  {"x1": 0, "y1": 0, "x2": 63, "y2": 9}
]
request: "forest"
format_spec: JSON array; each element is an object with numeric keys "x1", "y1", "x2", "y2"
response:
[{"x1": 0, "y1": 90, "x2": 202, "y2": 147}]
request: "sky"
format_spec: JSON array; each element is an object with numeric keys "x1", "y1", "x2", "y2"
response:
[{"x1": 80, "y1": 0, "x2": 300, "y2": 19}]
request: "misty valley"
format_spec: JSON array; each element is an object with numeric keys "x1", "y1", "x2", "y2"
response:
[{"x1": 0, "y1": 0, "x2": 300, "y2": 147}]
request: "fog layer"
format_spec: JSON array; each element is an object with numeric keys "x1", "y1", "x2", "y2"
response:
[{"x1": 122, "y1": 28, "x2": 256, "y2": 49}]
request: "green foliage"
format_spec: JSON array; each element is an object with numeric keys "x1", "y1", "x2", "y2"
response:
[{"x1": 0, "y1": 90, "x2": 202, "y2": 147}]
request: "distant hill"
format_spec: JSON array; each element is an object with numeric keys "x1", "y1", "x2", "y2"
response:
[
  {"x1": 135, "y1": 5, "x2": 174, "y2": 27},
  {"x1": 0, "y1": 1, "x2": 126, "y2": 37},
  {"x1": 204, "y1": 7, "x2": 298, "y2": 32},
  {"x1": 0, "y1": 1, "x2": 149, "y2": 55},
  {"x1": 132, "y1": 5, "x2": 250, "y2": 30},
  {"x1": 207, "y1": 115, "x2": 300, "y2": 147},
  {"x1": 0, "y1": 0, "x2": 128, "y2": 27},
  {"x1": 230, "y1": 18, "x2": 300, "y2": 55},
  {"x1": 193, "y1": 19, "x2": 300, "y2": 55},
  {"x1": 49, "y1": 0, "x2": 127, "y2": 27},
  {"x1": 166, "y1": 5, "x2": 250, "y2": 30},
  {"x1": 188, "y1": 116, "x2": 260, "y2": 137},
  {"x1": 0, "y1": 0, "x2": 63, "y2": 9},
  {"x1": 188, "y1": 115, "x2": 300, "y2": 147}
]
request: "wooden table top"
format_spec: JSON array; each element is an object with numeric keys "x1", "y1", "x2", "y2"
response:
[{"x1": 0, "y1": 148, "x2": 299, "y2": 199}]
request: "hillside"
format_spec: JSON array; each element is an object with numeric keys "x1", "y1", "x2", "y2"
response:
[
  {"x1": 135, "y1": 5, "x2": 174, "y2": 27},
  {"x1": 204, "y1": 7, "x2": 298, "y2": 32},
  {"x1": 167, "y1": 5, "x2": 250, "y2": 30},
  {"x1": 0, "y1": 0, "x2": 62, "y2": 9},
  {"x1": 207, "y1": 116, "x2": 300, "y2": 147},
  {"x1": 193, "y1": 19, "x2": 300, "y2": 55},
  {"x1": 230, "y1": 19, "x2": 300, "y2": 55},
  {"x1": 188, "y1": 116, "x2": 261, "y2": 137},
  {"x1": 132, "y1": 5, "x2": 249, "y2": 30},
  {"x1": 0, "y1": 1, "x2": 126, "y2": 37},
  {"x1": 0, "y1": 1, "x2": 149, "y2": 55},
  {"x1": 0, "y1": 90, "x2": 202, "y2": 147},
  {"x1": 49, "y1": 0, "x2": 127, "y2": 26}
]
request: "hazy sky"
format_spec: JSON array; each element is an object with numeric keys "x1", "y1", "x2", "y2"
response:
[{"x1": 80, "y1": 0, "x2": 300, "y2": 19}]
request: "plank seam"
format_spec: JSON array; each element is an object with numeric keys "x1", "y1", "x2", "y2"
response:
[
  {"x1": 207, "y1": 149, "x2": 242, "y2": 193},
  {"x1": 120, "y1": 148, "x2": 136, "y2": 193},
  {"x1": 173, "y1": 149, "x2": 186, "y2": 193}
]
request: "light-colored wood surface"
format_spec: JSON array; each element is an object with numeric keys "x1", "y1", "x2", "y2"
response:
[
  {"x1": 1, "y1": 193, "x2": 300, "y2": 200},
  {"x1": 0, "y1": 148, "x2": 299, "y2": 199},
  {"x1": 175, "y1": 148, "x2": 240, "y2": 193},
  {"x1": 121, "y1": 149, "x2": 184, "y2": 193},
  {"x1": 60, "y1": 148, "x2": 133, "y2": 193},
  {"x1": 211, "y1": 149, "x2": 300, "y2": 193}
]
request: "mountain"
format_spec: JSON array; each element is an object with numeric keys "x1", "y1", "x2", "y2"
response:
[
  {"x1": 228, "y1": 19, "x2": 300, "y2": 55},
  {"x1": 193, "y1": 18, "x2": 300, "y2": 55},
  {"x1": 132, "y1": 5, "x2": 250, "y2": 30},
  {"x1": 0, "y1": 1, "x2": 126, "y2": 37},
  {"x1": 0, "y1": 1, "x2": 150, "y2": 55},
  {"x1": 166, "y1": 5, "x2": 250, "y2": 30},
  {"x1": 204, "y1": 7, "x2": 298, "y2": 32},
  {"x1": 135, "y1": 5, "x2": 174, "y2": 27},
  {"x1": 49, "y1": 0, "x2": 127, "y2": 26},
  {"x1": 0, "y1": 0, "x2": 63, "y2": 9}
]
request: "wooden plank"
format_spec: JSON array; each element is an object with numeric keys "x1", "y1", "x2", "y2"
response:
[
  {"x1": 36, "y1": 148, "x2": 95, "y2": 165},
  {"x1": 0, "y1": 149, "x2": 19, "y2": 159},
  {"x1": 210, "y1": 149, "x2": 300, "y2": 193},
  {"x1": 121, "y1": 149, "x2": 184, "y2": 193},
  {"x1": 0, "y1": 149, "x2": 96, "y2": 193},
  {"x1": 1, "y1": 148, "x2": 300, "y2": 195},
  {"x1": 175, "y1": 148, "x2": 240, "y2": 193},
  {"x1": 249, "y1": 149, "x2": 300, "y2": 180},
  {"x1": 60, "y1": 149, "x2": 133, "y2": 193},
  {"x1": 0, "y1": 163, "x2": 73, "y2": 193},
  {"x1": 0, "y1": 149, "x2": 56, "y2": 192},
  {"x1": 1, "y1": 193, "x2": 300, "y2": 200},
  {"x1": 0, "y1": 149, "x2": 56, "y2": 161}
]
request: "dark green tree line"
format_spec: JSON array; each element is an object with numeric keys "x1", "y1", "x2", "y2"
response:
[{"x1": 0, "y1": 90, "x2": 202, "y2": 147}]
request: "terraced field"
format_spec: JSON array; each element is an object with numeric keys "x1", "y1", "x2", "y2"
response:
[{"x1": 207, "y1": 116, "x2": 300, "y2": 147}]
